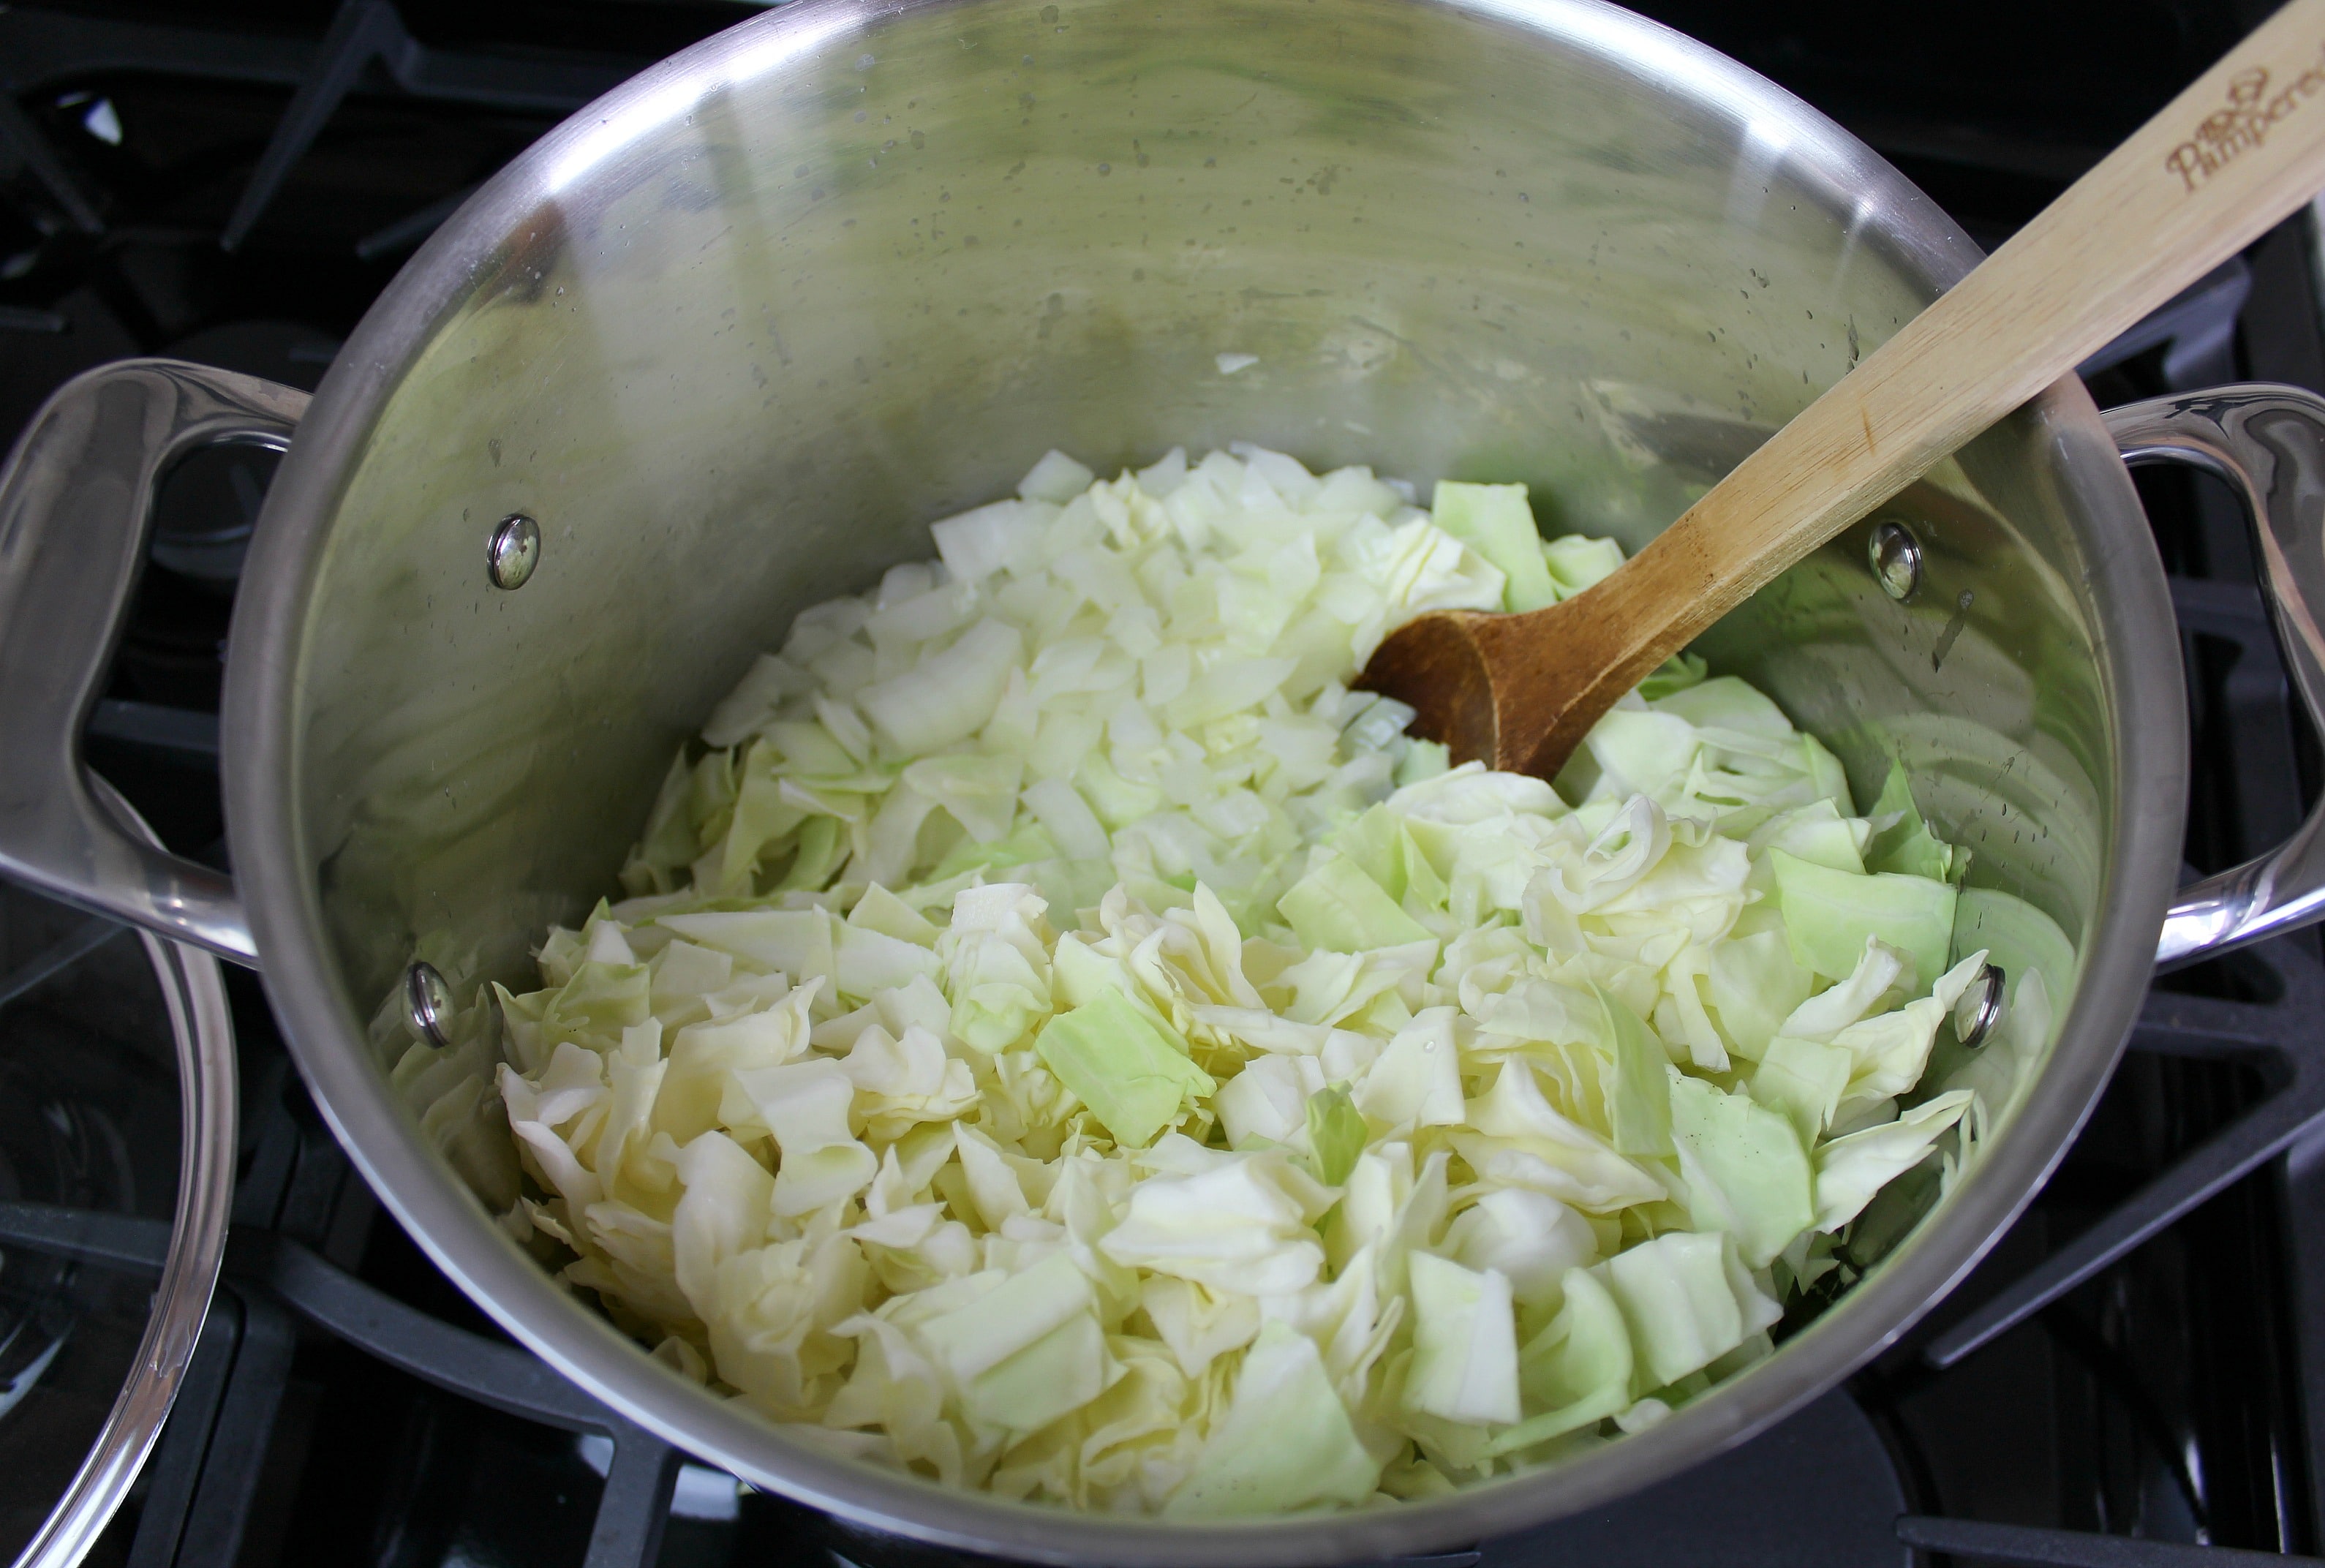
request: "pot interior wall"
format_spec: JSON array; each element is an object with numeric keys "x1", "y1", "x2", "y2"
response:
[{"x1": 289, "y1": 0, "x2": 2106, "y2": 1204}]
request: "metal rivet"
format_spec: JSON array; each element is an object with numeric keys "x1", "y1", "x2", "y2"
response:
[
  {"x1": 1868, "y1": 519, "x2": 1923, "y2": 602},
  {"x1": 404, "y1": 961, "x2": 454, "y2": 1048},
  {"x1": 487, "y1": 513, "x2": 540, "y2": 590},
  {"x1": 1954, "y1": 963, "x2": 2005, "y2": 1048}
]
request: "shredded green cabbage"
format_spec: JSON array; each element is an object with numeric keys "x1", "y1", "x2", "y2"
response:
[{"x1": 475, "y1": 444, "x2": 2008, "y2": 1513}]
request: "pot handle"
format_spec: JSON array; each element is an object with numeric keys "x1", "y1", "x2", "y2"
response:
[
  {"x1": 0, "y1": 358, "x2": 308, "y2": 966},
  {"x1": 2105, "y1": 383, "x2": 2325, "y2": 967}
]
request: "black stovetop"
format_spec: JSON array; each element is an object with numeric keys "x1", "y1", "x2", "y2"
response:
[{"x1": 4, "y1": 2, "x2": 2324, "y2": 1565}]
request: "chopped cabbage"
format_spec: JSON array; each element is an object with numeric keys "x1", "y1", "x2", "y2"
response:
[
  {"x1": 479, "y1": 445, "x2": 2016, "y2": 1515},
  {"x1": 1493, "y1": 1266, "x2": 1632, "y2": 1452},
  {"x1": 1432, "y1": 481, "x2": 1558, "y2": 612},
  {"x1": 1035, "y1": 990, "x2": 1214, "y2": 1150},
  {"x1": 1769, "y1": 849, "x2": 1957, "y2": 990},
  {"x1": 1404, "y1": 1251, "x2": 1521, "y2": 1424},
  {"x1": 1167, "y1": 1320, "x2": 1383, "y2": 1515},
  {"x1": 1598, "y1": 1230, "x2": 1780, "y2": 1389}
]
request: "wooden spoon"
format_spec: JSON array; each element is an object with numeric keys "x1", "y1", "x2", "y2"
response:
[{"x1": 1361, "y1": 0, "x2": 2325, "y2": 779}]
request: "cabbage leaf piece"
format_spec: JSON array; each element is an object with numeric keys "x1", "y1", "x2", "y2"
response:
[
  {"x1": 1597, "y1": 1230, "x2": 1781, "y2": 1391},
  {"x1": 1542, "y1": 534, "x2": 1624, "y2": 598},
  {"x1": 1705, "y1": 930, "x2": 1813, "y2": 1061},
  {"x1": 1100, "y1": 1149, "x2": 1333, "y2": 1295},
  {"x1": 1490, "y1": 1266, "x2": 1634, "y2": 1452},
  {"x1": 856, "y1": 617, "x2": 1022, "y2": 755},
  {"x1": 1278, "y1": 849, "x2": 1436, "y2": 954},
  {"x1": 1814, "y1": 1088, "x2": 1975, "y2": 1231},
  {"x1": 1454, "y1": 1060, "x2": 1666, "y2": 1213},
  {"x1": 734, "y1": 1057, "x2": 878, "y2": 1215},
  {"x1": 1595, "y1": 985, "x2": 1674, "y2": 1158},
  {"x1": 1167, "y1": 1320, "x2": 1383, "y2": 1516},
  {"x1": 1668, "y1": 1072, "x2": 1815, "y2": 1268},
  {"x1": 1864, "y1": 762, "x2": 1955, "y2": 882},
  {"x1": 1768, "y1": 848, "x2": 1956, "y2": 990},
  {"x1": 1355, "y1": 1006, "x2": 1464, "y2": 1129},
  {"x1": 659, "y1": 909, "x2": 832, "y2": 979},
  {"x1": 1034, "y1": 987, "x2": 1214, "y2": 1149},
  {"x1": 1431, "y1": 480, "x2": 1557, "y2": 612},
  {"x1": 1330, "y1": 804, "x2": 1450, "y2": 915},
  {"x1": 1748, "y1": 1034, "x2": 1853, "y2": 1144},
  {"x1": 1443, "y1": 1188, "x2": 1596, "y2": 1307},
  {"x1": 1306, "y1": 1085, "x2": 1368, "y2": 1186},
  {"x1": 940, "y1": 883, "x2": 1054, "y2": 1053},
  {"x1": 916, "y1": 1251, "x2": 1115, "y2": 1433},
  {"x1": 1404, "y1": 1251, "x2": 1521, "y2": 1424}
]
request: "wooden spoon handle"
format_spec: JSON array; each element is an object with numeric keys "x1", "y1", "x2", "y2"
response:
[{"x1": 1564, "y1": 0, "x2": 2325, "y2": 715}]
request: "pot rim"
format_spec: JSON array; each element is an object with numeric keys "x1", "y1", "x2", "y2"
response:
[{"x1": 222, "y1": 0, "x2": 2189, "y2": 1561}]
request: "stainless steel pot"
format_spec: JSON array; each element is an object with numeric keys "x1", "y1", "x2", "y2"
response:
[{"x1": 4, "y1": 0, "x2": 2324, "y2": 1561}]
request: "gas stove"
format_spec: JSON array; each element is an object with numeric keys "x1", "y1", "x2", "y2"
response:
[{"x1": 1, "y1": 2, "x2": 2321, "y2": 1564}]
